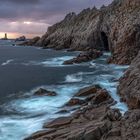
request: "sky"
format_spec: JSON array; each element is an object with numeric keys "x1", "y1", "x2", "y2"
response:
[{"x1": 0, "y1": 0, "x2": 113, "y2": 39}]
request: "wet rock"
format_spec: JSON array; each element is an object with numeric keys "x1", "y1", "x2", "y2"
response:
[
  {"x1": 43, "y1": 116, "x2": 73, "y2": 128},
  {"x1": 65, "y1": 98, "x2": 85, "y2": 106},
  {"x1": 74, "y1": 85, "x2": 101, "y2": 97},
  {"x1": 24, "y1": 129, "x2": 56, "y2": 140},
  {"x1": 57, "y1": 109, "x2": 69, "y2": 114},
  {"x1": 34, "y1": 88, "x2": 57, "y2": 96},
  {"x1": 26, "y1": 86, "x2": 116, "y2": 140},
  {"x1": 63, "y1": 49, "x2": 103, "y2": 64},
  {"x1": 93, "y1": 89, "x2": 110, "y2": 104}
]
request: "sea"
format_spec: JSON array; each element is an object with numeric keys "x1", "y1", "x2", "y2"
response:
[{"x1": 0, "y1": 40, "x2": 129, "y2": 140}]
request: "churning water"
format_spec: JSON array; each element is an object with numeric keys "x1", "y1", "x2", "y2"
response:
[{"x1": 0, "y1": 40, "x2": 129, "y2": 140}]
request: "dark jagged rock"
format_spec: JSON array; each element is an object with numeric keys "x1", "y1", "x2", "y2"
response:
[
  {"x1": 63, "y1": 49, "x2": 103, "y2": 64},
  {"x1": 65, "y1": 98, "x2": 85, "y2": 106},
  {"x1": 34, "y1": 88, "x2": 57, "y2": 96},
  {"x1": 24, "y1": 0, "x2": 140, "y2": 65},
  {"x1": 74, "y1": 85, "x2": 101, "y2": 97}
]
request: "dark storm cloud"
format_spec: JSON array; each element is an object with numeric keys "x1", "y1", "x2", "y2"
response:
[
  {"x1": 0, "y1": 0, "x2": 113, "y2": 23},
  {"x1": 0, "y1": 0, "x2": 113, "y2": 38},
  {"x1": 0, "y1": 0, "x2": 40, "y2": 4}
]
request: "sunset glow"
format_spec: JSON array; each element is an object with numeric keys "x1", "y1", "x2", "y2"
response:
[
  {"x1": 0, "y1": 0, "x2": 113, "y2": 39},
  {"x1": 0, "y1": 32, "x2": 41, "y2": 39},
  {"x1": 23, "y1": 21, "x2": 32, "y2": 25}
]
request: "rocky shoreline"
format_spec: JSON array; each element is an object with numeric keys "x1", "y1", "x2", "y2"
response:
[
  {"x1": 21, "y1": 0, "x2": 140, "y2": 139},
  {"x1": 25, "y1": 85, "x2": 140, "y2": 140},
  {"x1": 24, "y1": 85, "x2": 116, "y2": 140}
]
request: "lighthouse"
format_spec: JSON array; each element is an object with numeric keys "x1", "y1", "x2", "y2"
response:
[
  {"x1": 1, "y1": 33, "x2": 8, "y2": 40},
  {"x1": 4, "y1": 33, "x2": 7, "y2": 40}
]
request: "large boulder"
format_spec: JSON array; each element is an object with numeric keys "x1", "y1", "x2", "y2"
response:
[{"x1": 74, "y1": 85, "x2": 101, "y2": 97}]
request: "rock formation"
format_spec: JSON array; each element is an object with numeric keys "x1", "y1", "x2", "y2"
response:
[
  {"x1": 24, "y1": 86, "x2": 115, "y2": 140},
  {"x1": 34, "y1": 88, "x2": 57, "y2": 96},
  {"x1": 15, "y1": 36, "x2": 26, "y2": 41},
  {"x1": 63, "y1": 49, "x2": 102, "y2": 64},
  {"x1": 25, "y1": 85, "x2": 140, "y2": 140},
  {"x1": 22, "y1": 0, "x2": 140, "y2": 139},
  {"x1": 118, "y1": 52, "x2": 140, "y2": 109},
  {"x1": 21, "y1": 36, "x2": 40, "y2": 46},
  {"x1": 24, "y1": 0, "x2": 140, "y2": 65}
]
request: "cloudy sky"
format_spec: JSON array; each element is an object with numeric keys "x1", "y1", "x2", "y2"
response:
[{"x1": 0, "y1": 0, "x2": 113, "y2": 38}]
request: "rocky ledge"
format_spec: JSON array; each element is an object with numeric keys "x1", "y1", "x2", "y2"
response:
[
  {"x1": 63, "y1": 49, "x2": 102, "y2": 64},
  {"x1": 24, "y1": 85, "x2": 140, "y2": 140},
  {"x1": 23, "y1": 0, "x2": 140, "y2": 65}
]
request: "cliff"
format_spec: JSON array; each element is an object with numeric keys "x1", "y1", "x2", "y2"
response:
[
  {"x1": 26, "y1": 0, "x2": 140, "y2": 65},
  {"x1": 118, "y1": 52, "x2": 140, "y2": 109}
]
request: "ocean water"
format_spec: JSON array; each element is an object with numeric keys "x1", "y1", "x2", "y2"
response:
[{"x1": 0, "y1": 40, "x2": 129, "y2": 140}]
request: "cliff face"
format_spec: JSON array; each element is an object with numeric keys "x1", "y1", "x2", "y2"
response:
[
  {"x1": 118, "y1": 52, "x2": 140, "y2": 109},
  {"x1": 27, "y1": 0, "x2": 140, "y2": 64}
]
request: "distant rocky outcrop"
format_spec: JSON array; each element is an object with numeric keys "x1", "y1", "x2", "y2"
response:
[
  {"x1": 21, "y1": 36, "x2": 40, "y2": 46},
  {"x1": 24, "y1": 0, "x2": 140, "y2": 65},
  {"x1": 15, "y1": 36, "x2": 26, "y2": 42}
]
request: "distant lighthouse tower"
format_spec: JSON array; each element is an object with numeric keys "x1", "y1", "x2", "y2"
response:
[{"x1": 4, "y1": 33, "x2": 8, "y2": 40}]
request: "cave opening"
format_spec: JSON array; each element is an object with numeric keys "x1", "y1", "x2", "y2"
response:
[{"x1": 101, "y1": 32, "x2": 110, "y2": 51}]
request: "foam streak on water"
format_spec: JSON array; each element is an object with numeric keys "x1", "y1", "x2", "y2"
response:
[
  {"x1": 24, "y1": 56, "x2": 75, "y2": 67},
  {"x1": 1, "y1": 59, "x2": 14, "y2": 66}
]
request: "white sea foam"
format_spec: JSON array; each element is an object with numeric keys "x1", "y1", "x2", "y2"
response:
[
  {"x1": 0, "y1": 84, "x2": 83, "y2": 140},
  {"x1": 1, "y1": 59, "x2": 13, "y2": 66},
  {"x1": 24, "y1": 56, "x2": 75, "y2": 67},
  {"x1": 65, "y1": 74, "x2": 82, "y2": 83},
  {"x1": 0, "y1": 51, "x2": 129, "y2": 140}
]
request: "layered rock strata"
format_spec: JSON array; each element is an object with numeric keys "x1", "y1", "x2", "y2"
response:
[{"x1": 118, "y1": 52, "x2": 140, "y2": 109}]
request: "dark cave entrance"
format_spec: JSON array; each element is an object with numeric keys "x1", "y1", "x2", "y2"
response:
[{"x1": 101, "y1": 32, "x2": 110, "y2": 51}]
